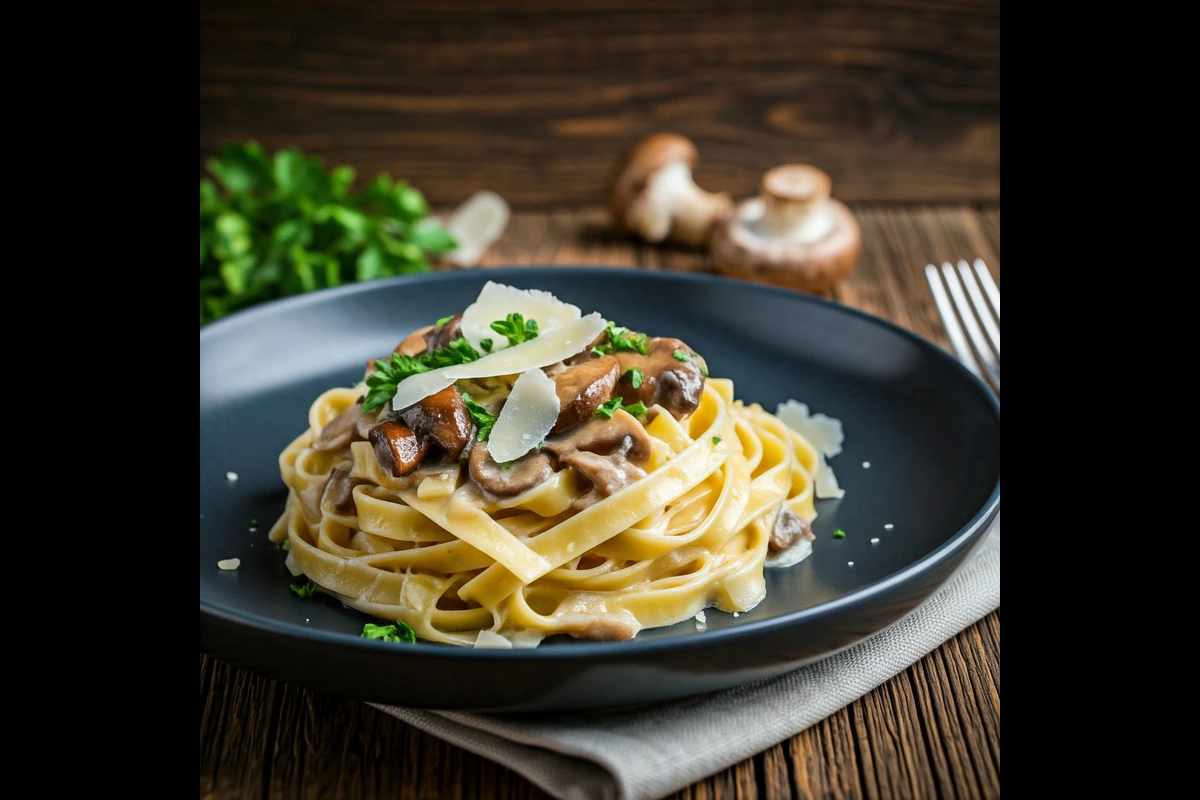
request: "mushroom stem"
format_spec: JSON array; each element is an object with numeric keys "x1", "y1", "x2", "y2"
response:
[
  {"x1": 757, "y1": 165, "x2": 835, "y2": 243},
  {"x1": 626, "y1": 160, "x2": 730, "y2": 246}
]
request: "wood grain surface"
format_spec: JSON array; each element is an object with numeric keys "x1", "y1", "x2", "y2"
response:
[
  {"x1": 199, "y1": 0, "x2": 1000, "y2": 207},
  {"x1": 199, "y1": 203, "x2": 1000, "y2": 800}
]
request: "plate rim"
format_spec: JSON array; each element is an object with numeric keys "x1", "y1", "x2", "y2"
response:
[{"x1": 200, "y1": 266, "x2": 1001, "y2": 660}]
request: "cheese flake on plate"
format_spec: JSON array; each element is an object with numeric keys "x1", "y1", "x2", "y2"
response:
[
  {"x1": 474, "y1": 630, "x2": 514, "y2": 649},
  {"x1": 775, "y1": 400, "x2": 844, "y2": 457},
  {"x1": 488, "y1": 368, "x2": 561, "y2": 462},
  {"x1": 459, "y1": 281, "x2": 582, "y2": 353}
]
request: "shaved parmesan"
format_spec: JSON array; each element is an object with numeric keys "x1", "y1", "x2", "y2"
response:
[
  {"x1": 391, "y1": 314, "x2": 606, "y2": 412},
  {"x1": 776, "y1": 400, "x2": 844, "y2": 457},
  {"x1": 765, "y1": 536, "x2": 813, "y2": 569},
  {"x1": 460, "y1": 281, "x2": 582, "y2": 353},
  {"x1": 474, "y1": 630, "x2": 513, "y2": 649},
  {"x1": 815, "y1": 454, "x2": 845, "y2": 499},
  {"x1": 488, "y1": 368, "x2": 560, "y2": 462}
]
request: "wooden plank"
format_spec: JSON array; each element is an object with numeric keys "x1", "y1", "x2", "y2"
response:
[
  {"x1": 200, "y1": 205, "x2": 999, "y2": 800},
  {"x1": 199, "y1": 0, "x2": 999, "y2": 207}
]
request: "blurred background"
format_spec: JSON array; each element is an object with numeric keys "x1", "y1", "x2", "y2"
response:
[{"x1": 199, "y1": 0, "x2": 999, "y2": 209}]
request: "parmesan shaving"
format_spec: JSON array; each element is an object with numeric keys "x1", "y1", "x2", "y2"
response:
[
  {"x1": 217, "y1": 558, "x2": 241, "y2": 570},
  {"x1": 488, "y1": 368, "x2": 560, "y2": 463},
  {"x1": 815, "y1": 454, "x2": 845, "y2": 499},
  {"x1": 765, "y1": 536, "x2": 814, "y2": 569},
  {"x1": 391, "y1": 313, "x2": 606, "y2": 412},
  {"x1": 474, "y1": 630, "x2": 514, "y2": 649},
  {"x1": 459, "y1": 281, "x2": 583, "y2": 353},
  {"x1": 775, "y1": 400, "x2": 844, "y2": 457}
]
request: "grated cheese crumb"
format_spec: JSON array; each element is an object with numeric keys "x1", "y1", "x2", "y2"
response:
[
  {"x1": 733, "y1": 612, "x2": 740, "y2": 618},
  {"x1": 847, "y1": 561, "x2": 855, "y2": 566},
  {"x1": 226, "y1": 471, "x2": 239, "y2": 482},
  {"x1": 871, "y1": 538, "x2": 880, "y2": 544},
  {"x1": 217, "y1": 558, "x2": 241, "y2": 570},
  {"x1": 884, "y1": 523, "x2": 894, "y2": 530},
  {"x1": 862, "y1": 461, "x2": 871, "y2": 468},
  {"x1": 695, "y1": 610, "x2": 707, "y2": 623}
]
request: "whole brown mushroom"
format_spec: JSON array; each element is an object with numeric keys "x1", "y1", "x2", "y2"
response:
[
  {"x1": 607, "y1": 133, "x2": 732, "y2": 247},
  {"x1": 710, "y1": 164, "x2": 860, "y2": 294}
]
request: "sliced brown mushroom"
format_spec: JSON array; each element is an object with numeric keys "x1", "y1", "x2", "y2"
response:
[
  {"x1": 369, "y1": 421, "x2": 429, "y2": 477},
  {"x1": 549, "y1": 355, "x2": 620, "y2": 434},
  {"x1": 320, "y1": 466, "x2": 365, "y2": 517},
  {"x1": 313, "y1": 399, "x2": 367, "y2": 452},
  {"x1": 399, "y1": 386, "x2": 473, "y2": 458},
  {"x1": 607, "y1": 133, "x2": 732, "y2": 247},
  {"x1": 543, "y1": 411, "x2": 652, "y2": 500},
  {"x1": 468, "y1": 439, "x2": 554, "y2": 497},
  {"x1": 424, "y1": 312, "x2": 464, "y2": 353},
  {"x1": 395, "y1": 325, "x2": 434, "y2": 356},
  {"x1": 769, "y1": 506, "x2": 815, "y2": 552},
  {"x1": 614, "y1": 337, "x2": 707, "y2": 420},
  {"x1": 710, "y1": 164, "x2": 861, "y2": 294}
]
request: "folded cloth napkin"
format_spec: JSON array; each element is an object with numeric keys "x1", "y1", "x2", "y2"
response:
[{"x1": 374, "y1": 519, "x2": 1000, "y2": 800}]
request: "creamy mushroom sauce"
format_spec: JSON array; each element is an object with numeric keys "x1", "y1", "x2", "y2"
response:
[{"x1": 320, "y1": 315, "x2": 709, "y2": 512}]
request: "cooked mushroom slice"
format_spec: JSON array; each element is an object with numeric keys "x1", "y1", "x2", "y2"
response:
[
  {"x1": 550, "y1": 355, "x2": 620, "y2": 434},
  {"x1": 320, "y1": 466, "x2": 365, "y2": 516},
  {"x1": 369, "y1": 421, "x2": 429, "y2": 477},
  {"x1": 543, "y1": 411, "x2": 652, "y2": 497},
  {"x1": 400, "y1": 386, "x2": 473, "y2": 458},
  {"x1": 395, "y1": 325, "x2": 434, "y2": 356},
  {"x1": 468, "y1": 440, "x2": 554, "y2": 497},
  {"x1": 607, "y1": 133, "x2": 732, "y2": 247},
  {"x1": 313, "y1": 399, "x2": 366, "y2": 452},
  {"x1": 424, "y1": 312, "x2": 464, "y2": 353},
  {"x1": 710, "y1": 164, "x2": 861, "y2": 294},
  {"x1": 769, "y1": 506, "x2": 815, "y2": 552},
  {"x1": 615, "y1": 337, "x2": 707, "y2": 420}
]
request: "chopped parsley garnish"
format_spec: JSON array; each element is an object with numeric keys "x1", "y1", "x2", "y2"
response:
[
  {"x1": 624, "y1": 367, "x2": 644, "y2": 389},
  {"x1": 700, "y1": 365, "x2": 709, "y2": 378},
  {"x1": 833, "y1": 529, "x2": 846, "y2": 539},
  {"x1": 712, "y1": 436, "x2": 722, "y2": 445},
  {"x1": 490, "y1": 313, "x2": 539, "y2": 346},
  {"x1": 479, "y1": 338, "x2": 494, "y2": 353},
  {"x1": 592, "y1": 322, "x2": 648, "y2": 356},
  {"x1": 249, "y1": 518, "x2": 258, "y2": 526},
  {"x1": 672, "y1": 348, "x2": 690, "y2": 362},
  {"x1": 596, "y1": 397, "x2": 648, "y2": 420},
  {"x1": 281, "y1": 539, "x2": 292, "y2": 551},
  {"x1": 362, "y1": 338, "x2": 482, "y2": 411},
  {"x1": 435, "y1": 314, "x2": 455, "y2": 327},
  {"x1": 501, "y1": 462, "x2": 512, "y2": 471},
  {"x1": 361, "y1": 620, "x2": 417, "y2": 644},
  {"x1": 462, "y1": 392, "x2": 497, "y2": 441},
  {"x1": 290, "y1": 580, "x2": 317, "y2": 599}
]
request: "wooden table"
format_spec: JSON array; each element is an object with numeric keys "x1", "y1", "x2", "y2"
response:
[{"x1": 200, "y1": 204, "x2": 1000, "y2": 799}]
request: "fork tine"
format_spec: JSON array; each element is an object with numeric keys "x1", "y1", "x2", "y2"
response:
[
  {"x1": 925, "y1": 264, "x2": 984, "y2": 381},
  {"x1": 941, "y1": 263, "x2": 1000, "y2": 390},
  {"x1": 972, "y1": 258, "x2": 1000, "y2": 318},
  {"x1": 957, "y1": 260, "x2": 1000, "y2": 356}
]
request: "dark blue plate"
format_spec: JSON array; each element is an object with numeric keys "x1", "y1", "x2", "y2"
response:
[{"x1": 200, "y1": 268, "x2": 1000, "y2": 712}]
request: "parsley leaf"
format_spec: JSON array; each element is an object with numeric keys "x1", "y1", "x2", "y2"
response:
[
  {"x1": 281, "y1": 539, "x2": 291, "y2": 551},
  {"x1": 700, "y1": 365, "x2": 709, "y2": 378},
  {"x1": 591, "y1": 322, "x2": 648, "y2": 356},
  {"x1": 712, "y1": 436, "x2": 722, "y2": 444},
  {"x1": 479, "y1": 338, "x2": 494, "y2": 353},
  {"x1": 624, "y1": 367, "x2": 644, "y2": 389},
  {"x1": 435, "y1": 314, "x2": 455, "y2": 327},
  {"x1": 595, "y1": 397, "x2": 648, "y2": 420},
  {"x1": 290, "y1": 580, "x2": 317, "y2": 599},
  {"x1": 361, "y1": 620, "x2": 417, "y2": 644},
  {"x1": 362, "y1": 338, "x2": 481, "y2": 412},
  {"x1": 462, "y1": 392, "x2": 497, "y2": 441},
  {"x1": 200, "y1": 142, "x2": 456, "y2": 325},
  {"x1": 490, "y1": 313, "x2": 540, "y2": 346},
  {"x1": 672, "y1": 348, "x2": 690, "y2": 362},
  {"x1": 833, "y1": 529, "x2": 846, "y2": 539}
]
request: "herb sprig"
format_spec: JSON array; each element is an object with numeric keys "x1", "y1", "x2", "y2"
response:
[
  {"x1": 490, "y1": 313, "x2": 539, "y2": 346},
  {"x1": 200, "y1": 142, "x2": 456, "y2": 325},
  {"x1": 361, "y1": 620, "x2": 417, "y2": 644},
  {"x1": 363, "y1": 339, "x2": 482, "y2": 412},
  {"x1": 596, "y1": 397, "x2": 649, "y2": 420},
  {"x1": 290, "y1": 580, "x2": 317, "y2": 599},
  {"x1": 591, "y1": 322, "x2": 648, "y2": 357},
  {"x1": 462, "y1": 393, "x2": 497, "y2": 441}
]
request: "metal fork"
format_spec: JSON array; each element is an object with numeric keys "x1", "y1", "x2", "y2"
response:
[{"x1": 925, "y1": 259, "x2": 1000, "y2": 391}]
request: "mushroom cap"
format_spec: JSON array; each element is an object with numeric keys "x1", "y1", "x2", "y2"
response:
[
  {"x1": 710, "y1": 196, "x2": 861, "y2": 294},
  {"x1": 607, "y1": 132, "x2": 700, "y2": 230}
]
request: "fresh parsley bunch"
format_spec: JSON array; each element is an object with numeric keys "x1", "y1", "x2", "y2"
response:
[{"x1": 200, "y1": 142, "x2": 457, "y2": 325}]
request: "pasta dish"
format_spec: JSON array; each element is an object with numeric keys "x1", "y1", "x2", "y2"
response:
[{"x1": 269, "y1": 282, "x2": 845, "y2": 648}]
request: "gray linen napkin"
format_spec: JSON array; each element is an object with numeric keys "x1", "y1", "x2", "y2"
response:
[{"x1": 374, "y1": 519, "x2": 1000, "y2": 800}]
